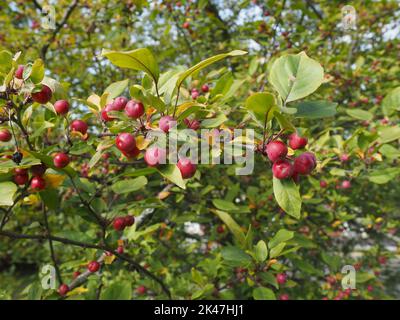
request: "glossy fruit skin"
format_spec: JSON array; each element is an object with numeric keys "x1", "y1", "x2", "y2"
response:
[
  {"x1": 125, "y1": 100, "x2": 145, "y2": 118},
  {"x1": 293, "y1": 152, "x2": 316, "y2": 175},
  {"x1": 32, "y1": 85, "x2": 52, "y2": 104},
  {"x1": 70, "y1": 120, "x2": 88, "y2": 135},
  {"x1": 159, "y1": 115, "x2": 175, "y2": 133},
  {"x1": 279, "y1": 294, "x2": 289, "y2": 300},
  {"x1": 136, "y1": 285, "x2": 147, "y2": 295},
  {"x1": 288, "y1": 133, "x2": 308, "y2": 150},
  {"x1": 116, "y1": 246, "x2": 124, "y2": 254},
  {"x1": 116, "y1": 133, "x2": 136, "y2": 152},
  {"x1": 14, "y1": 168, "x2": 27, "y2": 175},
  {"x1": 73, "y1": 271, "x2": 81, "y2": 279},
  {"x1": 191, "y1": 89, "x2": 199, "y2": 99},
  {"x1": 201, "y1": 84, "x2": 209, "y2": 93},
  {"x1": 272, "y1": 159, "x2": 294, "y2": 179},
  {"x1": 276, "y1": 273, "x2": 287, "y2": 285},
  {"x1": 341, "y1": 180, "x2": 351, "y2": 189},
  {"x1": 58, "y1": 284, "x2": 69, "y2": 296},
  {"x1": 101, "y1": 103, "x2": 116, "y2": 122},
  {"x1": 320, "y1": 180, "x2": 328, "y2": 188},
  {"x1": 113, "y1": 217, "x2": 126, "y2": 231},
  {"x1": 14, "y1": 173, "x2": 29, "y2": 185},
  {"x1": 31, "y1": 164, "x2": 47, "y2": 177},
  {"x1": 87, "y1": 261, "x2": 100, "y2": 273},
  {"x1": 144, "y1": 147, "x2": 166, "y2": 167},
  {"x1": 15, "y1": 65, "x2": 24, "y2": 79},
  {"x1": 340, "y1": 153, "x2": 350, "y2": 162},
  {"x1": 177, "y1": 157, "x2": 197, "y2": 179},
  {"x1": 265, "y1": 140, "x2": 288, "y2": 162},
  {"x1": 30, "y1": 176, "x2": 46, "y2": 191},
  {"x1": 112, "y1": 96, "x2": 128, "y2": 111},
  {"x1": 53, "y1": 153, "x2": 70, "y2": 168},
  {"x1": 182, "y1": 21, "x2": 190, "y2": 29},
  {"x1": 0, "y1": 129, "x2": 12, "y2": 142},
  {"x1": 216, "y1": 225, "x2": 224, "y2": 233},
  {"x1": 184, "y1": 118, "x2": 200, "y2": 130},
  {"x1": 54, "y1": 100, "x2": 69, "y2": 115},
  {"x1": 121, "y1": 146, "x2": 140, "y2": 159},
  {"x1": 124, "y1": 215, "x2": 135, "y2": 227}
]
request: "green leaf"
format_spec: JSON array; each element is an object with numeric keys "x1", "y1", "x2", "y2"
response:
[
  {"x1": 40, "y1": 189, "x2": 59, "y2": 210},
  {"x1": 0, "y1": 50, "x2": 13, "y2": 73},
  {"x1": 27, "y1": 282, "x2": 43, "y2": 300},
  {"x1": 27, "y1": 150, "x2": 77, "y2": 177},
  {"x1": 269, "y1": 242, "x2": 286, "y2": 258},
  {"x1": 273, "y1": 177, "x2": 301, "y2": 219},
  {"x1": 0, "y1": 182, "x2": 18, "y2": 206},
  {"x1": 104, "y1": 79, "x2": 129, "y2": 98},
  {"x1": 253, "y1": 287, "x2": 276, "y2": 300},
  {"x1": 101, "y1": 48, "x2": 159, "y2": 83},
  {"x1": 368, "y1": 168, "x2": 400, "y2": 184},
  {"x1": 293, "y1": 100, "x2": 337, "y2": 118},
  {"x1": 111, "y1": 176, "x2": 148, "y2": 194},
  {"x1": 259, "y1": 272, "x2": 279, "y2": 289},
  {"x1": 269, "y1": 51, "x2": 324, "y2": 103},
  {"x1": 321, "y1": 252, "x2": 341, "y2": 271},
  {"x1": 201, "y1": 113, "x2": 227, "y2": 128},
  {"x1": 100, "y1": 282, "x2": 132, "y2": 300},
  {"x1": 378, "y1": 126, "x2": 400, "y2": 144},
  {"x1": 157, "y1": 164, "x2": 186, "y2": 189},
  {"x1": 382, "y1": 87, "x2": 400, "y2": 116},
  {"x1": 212, "y1": 199, "x2": 239, "y2": 211},
  {"x1": 221, "y1": 246, "x2": 252, "y2": 266},
  {"x1": 29, "y1": 59, "x2": 45, "y2": 84},
  {"x1": 254, "y1": 240, "x2": 268, "y2": 262},
  {"x1": 274, "y1": 111, "x2": 296, "y2": 132},
  {"x1": 245, "y1": 92, "x2": 277, "y2": 126},
  {"x1": 175, "y1": 50, "x2": 247, "y2": 90},
  {"x1": 268, "y1": 229, "x2": 294, "y2": 248},
  {"x1": 356, "y1": 272, "x2": 375, "y2": 284},
  {"x1": 346, "y1": 108, "x2": 373, "y2": 121},
  {"x1": 88, "y1": 150, "x2": 103, "y2": 169},
  {"x1": 213, "y1": 210, "x2": 246, "y2": 247}
]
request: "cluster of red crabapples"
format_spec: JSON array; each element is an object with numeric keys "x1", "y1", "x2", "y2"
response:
[{"x1": 262, "y1": 132, "x2": 317, "y2": 182}]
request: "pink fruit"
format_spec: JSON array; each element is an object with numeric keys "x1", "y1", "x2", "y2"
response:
[
  {"x1": 115, "y1": 133, "x2": 136, "y2": 152},
  {"x1": 15, "y1": 65, "x2": 24, "y2": 79},
  {"x1": 341, "y1": 180, "x2": 351, "y2": 189},
  {"x1": 177, "y1": 157, "x2": 197, "y2": 179},
  {"x1": 53, "y1": 153, "x2": 70, "y2": 168},
  {"x1": 201, "y1": 84, "x2": 209, "y2": 93},
  {"x1": 293, "y1": 152, "x2": 316, "y2": 175},
  {"x1": 288, "y1": 133, "x2": 308, "y2": 150},
  {"x1": 125, "y1": 100, "x2": 145, "y2": 119},
  {"x1": 70, "y1": 120, "x2": 88, "y2": 135},
  {"x1": 272, "y1": 159, "x2": 294, "y2": 179},
  {"x1": 159, "y1": 115, "x2": 175, "y2": 133},
  {"x1": 112, "y1": 96, "x2": 128, "y2": 111},
  {"x1": 32, "y1": 85, "x2": 52, "y2": 104},
  {"x1": 276, "y1": 273, "x2": 287, "y2": 285},
  {"x1": 320, "y1": 180, "x2": 328, "y2": 188},
  {"x1": 144, "y1": 147, "x2": 166, "y2": 167},
  {"x1": 54, "y1": 100, "x2": 69, "y2": 115},
  {"x1": 265, "y1": 140, "x2": 288, "y2": 162},
  {"x1": 0, "y1": 129, "x2": 12, "y2": 142}
]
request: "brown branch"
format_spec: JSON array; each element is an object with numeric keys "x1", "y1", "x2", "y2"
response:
[
  {"x1": 0, "y1": 230, "x2": 171, "y2": 298},
  {"x1": 41, "y1": 0, "x2": 80, "y2": 60},
  {"x1": 42, "y1": 203, "x2": 63, "y2": 284}
]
